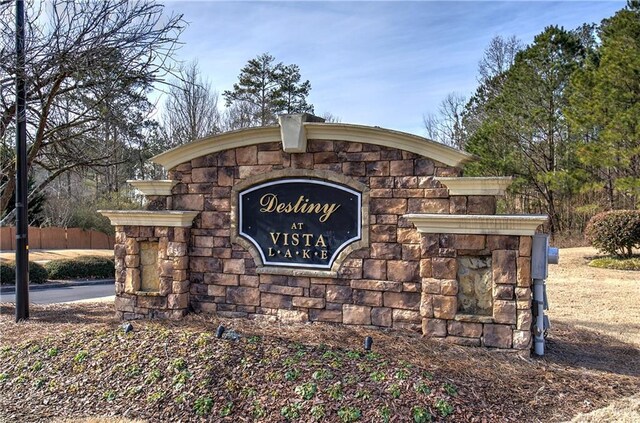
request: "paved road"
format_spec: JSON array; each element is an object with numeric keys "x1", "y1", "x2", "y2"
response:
[{"x1": 0, "y1": 284, "x2": 114, "y2": 304}]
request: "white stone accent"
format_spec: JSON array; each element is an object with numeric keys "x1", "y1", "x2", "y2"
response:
[
  {"x1": 127, "y1": 180, "x2": 178, "y2": 196},
  {"x1": 98, "y1": 210, "x2": 199, "y2": 227},
  {"x1": 278, "y1": 114, "x2": 308, "y2": 153},
  {"x1": 404, "y1": 214, "x2": 547, "y2": 236},
  {"x1": 435, "y1": 177, "x2": 513, "y2": 196}
]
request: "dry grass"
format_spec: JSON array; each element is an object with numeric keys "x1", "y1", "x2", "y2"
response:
[
  {"x1": 547, "y1": 247, "x2": 640, "y2": 348},
  {"x1": 0, "y1": 249, "x2": 113, "y2": 263},
  {"x1": 567, "y1": 394, "x2": 640, "y2": 422}
]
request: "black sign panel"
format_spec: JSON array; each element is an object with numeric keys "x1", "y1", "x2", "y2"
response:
[{"x1": 239, "y1": 179, "x2": 361, "y2": 269}]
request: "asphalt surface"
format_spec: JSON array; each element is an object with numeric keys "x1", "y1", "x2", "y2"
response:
[{"x1": 0, "y1": 281, "x2": 114, "y2": 304}]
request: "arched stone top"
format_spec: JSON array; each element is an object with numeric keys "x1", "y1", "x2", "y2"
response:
[
  {"x1": 152, "y1": 126, "x2": 281, "y2": 170},
  {"x1": 150, "y1": 117, "x2": 475, "y2": 170},
  {"x1": 303, "y1": 123, "x2": 475, "y2": 168}
]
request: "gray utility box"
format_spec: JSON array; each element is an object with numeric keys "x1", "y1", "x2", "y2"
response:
[{"x1": 531, "y1": 234, "x2": 559, "y2": 280}]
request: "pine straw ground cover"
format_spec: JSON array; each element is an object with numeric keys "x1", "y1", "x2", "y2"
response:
[{"x1": 0, "y1": 303, "x2": 638, "y2": 423}]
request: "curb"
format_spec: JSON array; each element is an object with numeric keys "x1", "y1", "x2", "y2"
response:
[{"x1": 0, "y1": 279, "x2": 114, "y2": 294}]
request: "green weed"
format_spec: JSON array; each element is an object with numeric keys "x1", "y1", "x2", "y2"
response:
[
  {"x1": 435, "y1": 398, "x2": 454, "y2": 417},
  {"x1": 294, "y1": 382, "x2": 318, "y2": 400},
  {"x1": 337, "y1": 406, "x2": 362, "y2": 422},
  {"x1": 193, "y1": 396, "x2": 213, "y2": 416},
  {"x1": 412, "y1": 406, "x2": 433, "y2": 422}
]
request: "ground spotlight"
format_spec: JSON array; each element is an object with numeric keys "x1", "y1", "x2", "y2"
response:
[
  {"x1": 364, "y1": 336, "x2": 373, "y2": 352},
  {"x1": 216, "y1": 325, "x2": 226, "y2": 338}
]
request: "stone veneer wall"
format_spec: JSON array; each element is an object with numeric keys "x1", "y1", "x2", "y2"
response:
[
  {"x1": 420, "y1": 233, "x2": 533, "y2": 349},
  {"x1": 113, "y1": 139, "x2": 534, "y2": 351},
  {"x1": 113, "y1": 225, "x2": 191, "y2": 320}
]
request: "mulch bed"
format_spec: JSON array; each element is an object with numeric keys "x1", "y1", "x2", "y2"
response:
[{"x1": 0, "y1": 302, "x2": 638, "y2": 422}]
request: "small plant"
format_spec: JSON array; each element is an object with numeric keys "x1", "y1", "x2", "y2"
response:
[
  {"x1": 346, "y1": 350, "x2": 361, "y2": 359},
  {"x1": 370, "y1": 371, "x2": 385, "y2": 382},
  {"x1": 337, "y1": 406, "x2": 362, "y2": 422},
  {"x1": 252, "y1": 401, "x2": 266, "y2": 418},
  {"x1": 378, "y1": 405, "x2": 391, "y2": 423},
  {"x1": 294, "y1": 382, "x2": 318, "y2": 400},
  {"x1": 73, "y1": 350, "x2": 88, "y2": 363},
  {"x1": 310, "y1": 404, "x2": 326, "y2": 421},
  {"x1": 415, "y1": 381, "x2": 431, "y2": 395},
  {"x1": 412, "y1": 406, "x2": 433, "y2": 423},
  {"x1": 172, "y1": 371, "x2": 191, "y2": 388},
  {"x1": 355, "y1": 389, "x2": 371, "y2": 400},
  {"x1": 172, "y1": 357, "x2": 187, "y2": 371},
  {"x1": 443, "y1": 382, "x2": 458, "y2": 396},
  {"x1": 220, "y1": 401, "x2": 233, "y2": 417},
  {"x1": 327, "y1": 382, "x2": 344, "y2": 400},
  {"x1": 280, "y1": 401, "x2": 302, "y2": 420},
  {"x1": 126, "y1": 364, "x2": 141, "y2": 377},
  {"x1": 31, "y1": 360, "x2": 43, "y2": 372},
  {"x1": 193, "y1": 396, "x2": 214, "y2": 416},
  {"x1": 29, "y1": 344, "x2": 41, "y2": 353},
  {"x1": 248, "y1": 335, "x2": 261, "y2": 344},
  {"x1": 388, "y1": 383, "x2": 401, "y2": 399},
  {"x1": 322, "y1": 350, "x2": 339, "y2": 360},
  {"x1": 435, "y1": 398, "x2": 454, "y2": 417},
  {"x1": 0, "y1": 373, "x2": 8, "y2": 382},
  {"x1": 147, "y1": 391, "x2": 165, "y2": 403},
  {"x1": 32, "y1": 377, "x2": 46, "y2": 389},
  {"x1": 103, "y1": 389, "x2": 116, "y2": 402},
  {"x1": 284, "y1": 368, "x2": 301, "y2": 381},
  {"x1": 195, "y1": 332, "x2": 212, "y2": 347},
  {"x1": 46, "y1": 347, "x2": 59, "y2": 358},
  {"x1": 394, "y1": 369, "x2": 409, "y2": 380},
  {"x1": 146, "y1": 369, "x2": 162, "y2": 384},
  {"x1": 422, "y1": 371, "x2": 434, "y2": 380},
  {"x1": 312, "y1": 369, "x2": 333, "y2": 381}
]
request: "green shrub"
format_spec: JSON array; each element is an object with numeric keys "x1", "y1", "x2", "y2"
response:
[
  {"x1": 585, "y1": 210, "x2": 640, "y2": 258},
  {"x1": 0, "y1": 261, "x2": 48, "y2": 284},
  {"x1": 45, "y1": 256, "x2": 115, "y2": 280}
]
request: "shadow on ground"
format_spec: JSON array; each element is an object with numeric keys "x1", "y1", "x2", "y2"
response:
[{"x1": 545, "y1": 319, "x2": 640, "y2": 377}]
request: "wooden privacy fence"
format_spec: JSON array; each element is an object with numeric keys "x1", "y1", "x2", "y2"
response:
[{"x1": 0, "y1": 227, "x2": 114, "y2": 250}]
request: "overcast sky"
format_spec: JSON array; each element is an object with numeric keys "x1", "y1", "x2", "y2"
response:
[{"x1": 161, "y1": 0, "x2": 625, "y2": 136}]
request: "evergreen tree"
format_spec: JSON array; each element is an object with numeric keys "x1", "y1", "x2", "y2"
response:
[
  {"x1": 567, "y1": 1, "x2": 640, "y2": 209},
  {"x1": 465, "y1": 26, "x2": 588, "y2": 233},
  {"x1": 223, "y1": 53, "x2": 313, "y2": 127}
]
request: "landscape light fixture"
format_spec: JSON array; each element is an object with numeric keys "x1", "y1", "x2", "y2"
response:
[
  {"x1": 364, "y1": 336, "x2": 373, "y2": 352},
  {"x1": 122, "y1": 322, "x2": 133, "y2": 334},
  {"x1": 216, "y1": 325, "x2": 226, "y2": 339}
]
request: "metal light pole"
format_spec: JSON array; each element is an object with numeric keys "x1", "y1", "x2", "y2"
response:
[{"x1": 15, "y1": 0, "x2": 29, "y2": 321}]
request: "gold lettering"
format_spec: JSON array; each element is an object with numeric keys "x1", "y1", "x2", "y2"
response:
[
  {"x1": 270, "y1": 232, "x2": 281, "y2": 244},
  {"x1": 315, "y1": 235, "x2": 326, "y2": 248},
  {"x1": 259, "y1": 193, "x2": 278, "y2": 212},
  {"x1": 282, "y1": 233, "x2": 289, "y2": 246},
  {"x1": 284, "y1": 249, "x2": 292, "y2": 258},
  {"x1": 301, "y1": 234, "x2": 312, "y2": 246},
  {"x1": 257, "y1": 193, "x2": 341, "y2": 222},
  {"x1": 302, "y1": 250, "x2": 310, "y2": 259},
  {"x1": 321, "y1": 250, "x2": 328, "y2": 260},
  {"x1": 268, "y1": 248, "x2": 276, "y2": 257},
  {"x1": 291, "y1": 233, "x2": 299, "y2": 246}
]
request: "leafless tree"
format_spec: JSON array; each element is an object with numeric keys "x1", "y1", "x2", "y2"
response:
[
  {"x1": 423, "y1": 92, "x2": 467, "y2": 149},
  {"x1": 161, "y1": 60, "x2": 221, "y2": 148},
  {"x1": 0, "y1": 0, "x2": 184, "y2": 220},
  {"x1": 478, "y1": 35, "x2": 523, "y2": 84}
]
